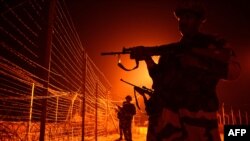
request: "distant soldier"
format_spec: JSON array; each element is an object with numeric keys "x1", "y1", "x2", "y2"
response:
[
  {"x1": 122, "y1": 95, "x2": 136, "y2": 141},
  {"x1": 116, "y1": 102, "x2": 126, "y2": 140},
  {"x1": 133, "y1": 1, "x2": 240, "y2": 141}
]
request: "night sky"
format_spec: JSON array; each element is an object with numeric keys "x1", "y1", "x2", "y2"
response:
[{"x1": 65, "y1": 0, "x2": 250, "y2": 112}]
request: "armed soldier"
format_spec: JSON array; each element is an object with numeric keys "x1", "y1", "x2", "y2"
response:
[
  {"x1": 134, "y1": 2, "x2": 241, "y2": 141},
  {"x1": 121, "y1": 95, "x2": 136, "y2": 141},
  {"x1": 128, "y1": 2, "x2": 241, "y2": 141},
  {"x1": 116, "y1": 102, "x2": 125, "y2": 140},
  {"x1": 101, "y1": 1, "x2": 240, "y2": 140}
]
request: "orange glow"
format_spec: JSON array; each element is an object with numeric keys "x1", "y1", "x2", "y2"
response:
[
  {"x1": 106, "y1": 48, "x2": 163, "y2": 101},
  {"x1": 77, "y1": 1, "x2": 181, "y2": 101},
  {"x1": 79, "y1": 1, "x2": 250, "y2": 105},
  {"x1": 95, "y1": 22, "x2": 176, "y2": 101}
]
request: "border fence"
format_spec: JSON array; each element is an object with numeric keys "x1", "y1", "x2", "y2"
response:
[
  {"x1": 1, "y1": 0, "x2": 249, "y2": 141},
  {"x1": 1, "y1": 0, "x2": 118, "y2": 140}
]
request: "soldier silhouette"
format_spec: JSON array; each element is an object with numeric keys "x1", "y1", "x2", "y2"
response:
[
  {"x1": 116, "y1": 102, "x2": 126, "y2": 140},
  {"x1": 121, "y1": 95, "x2": 136, "y2": 141},
  {"x1": 132, "y1": 1, "x2": 241, "y2": 141}
]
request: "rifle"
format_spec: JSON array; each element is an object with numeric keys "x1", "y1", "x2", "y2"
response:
[
  {"x1": 101, "y1": 45, "x2": 177, "y2": 71},
  {"x1": 120, "y1": 78, "x2": 154, "y2": 110},
  {"x1": 100, "y1": 47, "x2": 131, "y2": 56},
  {"x1": 101, "y1": 47, "x2": 144, "y2": 71},
  {"x1": 120, "y1": 79, "x2": 154, "y2": 96},
  {"x1": 101, "y1": 44, "x2": 233, "y2": 71}
]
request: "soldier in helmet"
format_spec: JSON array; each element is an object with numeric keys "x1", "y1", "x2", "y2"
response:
[
  {"x1": 121, "y1": 95, "x2": 136, "y2": 141},
  {"x1": 133, "y1": 1, "x2": 240, "y2": 141}
]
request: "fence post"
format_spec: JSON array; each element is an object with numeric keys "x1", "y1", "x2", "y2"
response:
[
  {"x1": 81, "y1": 52, "x2": 86, "y2": 141},
  {"x1": 106, "y1": 90, "x2": 109, "y2": 137},
  {"x1": 246, "y1": 112, "x2": 248, "y2": 125},
  {"x1": 27, "y1": 83, "x2": 35, "y2": 141},
  {"x1": 238, "y1": 110, "x2": 242, "y2": 125},
  {"x1": 222, "y1": 103, "x2": 225, "y2": 124},
  {"x1": 230, "y1": 107, "x2": 235, "y2": 125},
  {"x1": 56, "y1": 96, "x2": 59, "y2": 123},
  {"x1": 95, "y1": 83, "x2": 98, "y2": 141},
  {"x1": 39, "y1": 0, "x2": 57, "y2": 140}
]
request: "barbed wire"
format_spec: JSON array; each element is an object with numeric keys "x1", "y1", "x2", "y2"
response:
[{"x1": 0, "y1": 0, "x2": 117, "y2": 140}]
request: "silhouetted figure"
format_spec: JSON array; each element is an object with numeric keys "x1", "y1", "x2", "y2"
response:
[
  {"x1": 116, "y1": 102, "x2": 126, "y2": 140},
  {"x1": 133, "y1": 1, "x2": 241, "y2": 141},
  {"x1": 121, "y1": 95, "x2": 136, "y2": 141}
]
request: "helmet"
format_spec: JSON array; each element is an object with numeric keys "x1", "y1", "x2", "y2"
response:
[
  {"x1": 174, "y1": 1, "x2": 206, "y2": 21},
  {"x1": 125, "y1": 95, "x2": 132, "y2": 101}
]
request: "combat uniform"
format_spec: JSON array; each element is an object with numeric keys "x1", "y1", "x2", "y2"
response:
[
  {"x1": 122, "y1": 100, "x2": 136, "y2": 141},
  {"x1": 146, "y1": 33, "x2": 240, "y2": 141}
]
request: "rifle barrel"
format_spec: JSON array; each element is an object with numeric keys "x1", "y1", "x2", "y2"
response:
[
  {"x1": 121, "y1": 78, "x2": 154, "y2": 96},
  {"x1": 101, "y1": 51, "x2": 131, "y2": 56},
  {"x1": 120, "y1": 79, "x2": 136, "y2": 87}
]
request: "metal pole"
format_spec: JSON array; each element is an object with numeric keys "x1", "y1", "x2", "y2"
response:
[
  {"x1": 217, "y1": 114, "x2": 221, "y2": 124},
  {"x1": 238, "y1": 110, "x2": 242, "y2": 125},
  {"x1": 39, "y1": 0, "x2": 57, "y2": 140},
  {"x1": 222, "y1": 103, "x2": 225, "y2": 125},
  {"x1": 71, "y1": 93, "x2": 78, "y2": 121},
  {"x1": 55, "y1": 96, "x2": 58, "y2": 138},
  {"x1": 106, "y1": 91, "x2": 109, "y2": 137},
  {"x1": 81, "y1": 52, "x2": 86, "y2": 141},
  {"x1": 95, "y1": 83, "x2": 98, "y2": 141},
  {"x1": 55, "y1": 96, "x2": 59, "y2": 123},
  {"x1": 230, "y1": 107, "x2": 234, "y2": 125},
  {"x1": 27, "y1": 83, "x2": 35, "y2": 141},
  {"x1": 246, "y1": 112, "x2": 248, "y2": 125}
]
